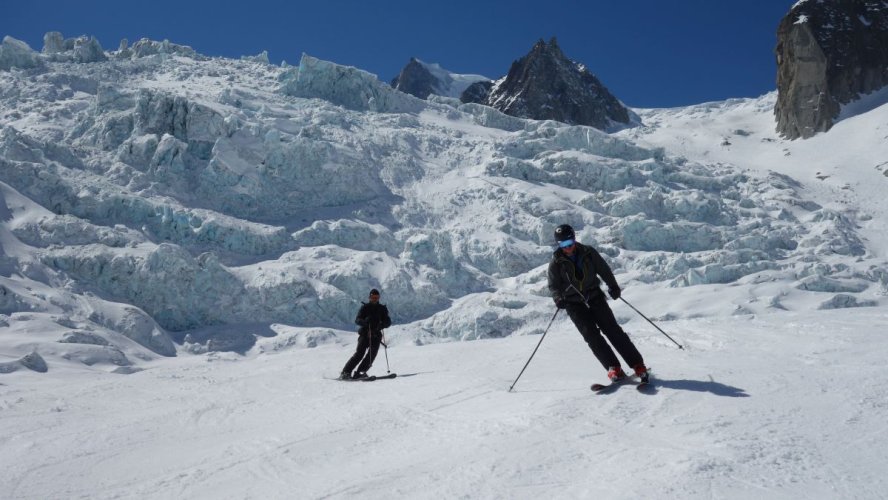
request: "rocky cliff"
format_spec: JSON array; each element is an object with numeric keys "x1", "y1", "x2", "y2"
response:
[
  {"x1": 391, "y1": 58, "x2": 439, "y2": 99},
  {"x1": 390, "y1": 58, "x2": 488, "y2": 99},
  {"x1": 461, "y1": 38, "x2": 630, "y2": 130},
  {"x1": 775, "y1": 0, "x2": 888, "y2": 139}
]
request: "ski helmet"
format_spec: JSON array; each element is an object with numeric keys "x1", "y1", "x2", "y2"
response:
[{"x1": 554, "y1": 224, "x2": 575, "y2": 242}]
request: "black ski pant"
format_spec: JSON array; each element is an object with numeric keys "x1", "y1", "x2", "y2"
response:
[
  {"x1": 342, "y1": 332, "x2": 382, "y2": 374},
  {"x1": 564, "y1": 295, "x2": 644, "y2": 372}
]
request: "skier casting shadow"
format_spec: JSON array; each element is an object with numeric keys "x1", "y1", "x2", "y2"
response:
[
  {"x1": 339, "y1": 288, "x2": 392, "y2": 380},
  {"x1": 547, "y1": 224, "x2": 650, "y2": 384}
]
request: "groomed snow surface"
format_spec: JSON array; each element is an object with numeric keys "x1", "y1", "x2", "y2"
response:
[{"x1": 3, "y1": 309, "x2": 887, "y2": 499}]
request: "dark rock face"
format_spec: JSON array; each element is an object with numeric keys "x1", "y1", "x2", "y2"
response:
[
  {"x1": 462, "y1": 38, "x2": 629, "y2": 130},
  {"x1": 460, "y1": 80, "x2": 493, "y2": 104},
  {"x1": 391, "y1": 58, "x2": 439, "y2": 99},
  {"x1": 775, "y1": 0, "x2": 888, "y2": 139}
]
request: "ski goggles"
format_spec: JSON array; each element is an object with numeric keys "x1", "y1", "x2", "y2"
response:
[{"x1": 558, "y1": 239, "x2": 575, "y2": 248}]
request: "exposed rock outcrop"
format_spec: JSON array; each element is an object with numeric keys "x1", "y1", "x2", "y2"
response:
[
  {"x1": 391, "y1": 58, "x2": 439, "y2": 99},
  {"x1": 460, "y1": 80, "x2": 493, "y2": 105},
  {"x1": 775, "y1": 0, "x2": 888, "y2": 139},
  {"x1": 390, "y1": 58, "x2": 489, "y2": 99},
  {"x1": 461, "y1": 38, "x2": 630, "y2": 130}
]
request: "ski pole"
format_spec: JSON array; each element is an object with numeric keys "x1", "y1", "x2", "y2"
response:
[
  {"x1": 619, "y1": 297, "x2": 684, "y2": 350},
  {"x1": 562, "y1": 271, "x2": 591, "y2": 309},
  {"x1": 566, "y1": 283, "x2": 591, "y2": 308},
  {"x1": 381, "y1": 331, "x2": 390, "y2": 373},
  {"x1": 508, "y1": 308, "x2": 560, "y2": 392}
]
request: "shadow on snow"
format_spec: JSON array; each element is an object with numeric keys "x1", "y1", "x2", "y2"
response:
[{"x1": 650, "y1": 377, "x2": 748, "y2": 397}]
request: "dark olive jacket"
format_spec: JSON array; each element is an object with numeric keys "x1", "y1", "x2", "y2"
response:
[
  {"x1": 355, "y1": 302, "x2": 392, "y2": 336},
  {"x1": 547, "y1": 242, "x2": 619, "y2": 305}
]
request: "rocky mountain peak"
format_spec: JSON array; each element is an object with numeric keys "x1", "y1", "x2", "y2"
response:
[
  {"x1": 390, "y1": 58, "x2": 488, "y2": 100},
  {"x1": 775, "y1": 0, "x2": 888, "y2": 139},
  {"x1": 462, "y1": 37, "x2": 630, "y2": 130},
  {"x1": 390, "y1": 57, "x2": 438, "y2": 99}
]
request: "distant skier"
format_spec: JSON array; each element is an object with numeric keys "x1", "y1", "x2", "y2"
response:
[
  {"x1": 339, "y1": 288, "x2": 392, "y2": 380},
  {"x1": 547, "y1": 224, "x2": 649, "y2": 383}
]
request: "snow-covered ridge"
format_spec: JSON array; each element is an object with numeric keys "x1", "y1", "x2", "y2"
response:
[
  {"x1": 1, "y1": 34, "x2": 885, "y2": 372},
  {"x1": 411, "y1": 58, "x2": 490, "y2": 98}
]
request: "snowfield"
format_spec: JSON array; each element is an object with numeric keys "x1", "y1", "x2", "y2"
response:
[
  {"x1": 1, "y1": 33, "x2": 888, "y2": 499},
  {"x1": 3, "y1": 309, "x2": 886, "y2": 499}
]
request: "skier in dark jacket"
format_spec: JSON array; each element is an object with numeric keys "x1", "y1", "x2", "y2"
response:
[
  {"x1": 339, "y1": 288, "x2": 392, "y2": 380},
  {"x1": 547, "y1": 224, "x2": 649, "y2": 383}
]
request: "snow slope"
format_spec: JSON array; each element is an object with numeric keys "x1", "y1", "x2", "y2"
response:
[
  {"x1": 414, "y1": 58, "x2": 490, "y2": 98},
  {"x1": 2, "y1": 308, "x2": 886, "y2": 499},
  {"x1": 618, "y1": 89, "x2": 888, "y2": 259}
]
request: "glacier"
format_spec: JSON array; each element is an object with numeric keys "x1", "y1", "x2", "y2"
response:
[{"x1": 0, "y1": 33, "x2": 885, "y2": 372}]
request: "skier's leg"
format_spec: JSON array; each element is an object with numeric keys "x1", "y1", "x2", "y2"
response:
[
  {"x1": 356, "y1": 334, "x2": 381, "y2": 373},
  {"x1": 589, "y1": 296, "x2": 644, "y2": 368},
  {"x1": 342, "y1": 334, "x2": 370, "y2": 375},
  {"x1": 565, "y1": 304, "x2": 620, "y2": 369}
]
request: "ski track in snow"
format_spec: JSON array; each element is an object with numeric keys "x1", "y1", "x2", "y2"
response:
[{"x1": 2, "y1": 310, "x2": 887, "y2": 499}]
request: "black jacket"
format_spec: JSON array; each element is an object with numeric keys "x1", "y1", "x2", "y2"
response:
[
  {"x1": 355, "y1": 302, "x2": 392, "y2": 336},
  {"x1": 547, "y1": 242, "x2": 619, "y2": 305}
]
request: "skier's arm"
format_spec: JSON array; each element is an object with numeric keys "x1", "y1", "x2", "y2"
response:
[
  {"x1": 355, "y1": 304, "x2": 369, "y2": 326},
  {"x1": 381, "y1": 305, "x2": 392, "y2": 329},
  {"x1": 590, "y1": 248, "x2": 621, "y2": 295},
  {"x1": 547, "y1": 261, "x2": 566, "y2": 303}
]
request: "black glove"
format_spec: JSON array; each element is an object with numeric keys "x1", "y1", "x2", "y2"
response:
[
  {"x1": 608, "y1": 286, "x2": 621, "y2": 300},
  {"x1": 554, "y1": 298, "x2": 567, "y2": 309}
]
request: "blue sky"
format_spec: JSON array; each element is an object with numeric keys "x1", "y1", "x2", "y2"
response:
[{"x1": 3, "y1": 0, "x2": 798, "y2": 108}]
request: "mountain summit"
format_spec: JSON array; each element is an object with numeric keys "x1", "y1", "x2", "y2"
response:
[
  {"x1": 391, "y1": 58, "x2": 439, "y2": 99},
  {"x1": 390, "y1": 57, "x2": 488, "y2": 99},
  {"x1": 775, "y1": 0, "x2": 888, "y2": 139},
  {"x1": 461, "y1": 38, "x2": 631, "y2": 130}
]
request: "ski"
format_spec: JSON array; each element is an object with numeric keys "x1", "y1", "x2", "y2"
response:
[
  {"x1": 334, "y1": 373, "x2": 398, "y2": 382},
  {"x1": 590, "y1": 380, "x2": 623, "y2": 393},
  {"x1": 591, "y1": 372, "x2": 653, "y2": 393},
  {"x1": 636, "y1": 370, "x2": 653, "y2": 392}
]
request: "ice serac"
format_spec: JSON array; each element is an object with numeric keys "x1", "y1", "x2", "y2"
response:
[
  {"x1": 281, "y1": 54, "x2": 426, "y2": 113},
  {"x1": 37, "y1": 32, "x2": 107, "y2": 63},
  {"x1": 775, "y1": 0, "x2": 888, "y2": 139},
  {"x1": 0, "y1": 352, "x2": 48, "y2": 373},
  {"x1": 0, "y1": 36, "x2": 43, "y2": 71},
  {"x1": 43, "y1": 32, "x2": 65, "y2": 54},
  {"x1": 0, "y1": 41, "x2": 884, "y2": 368},
  {"x1": 462, "y1": 38, "x2": 631, "y2": 131},
  {"x1": 130, "y1": 38, "x2": 201, "y2": 59},
  {"x1": 72, "y1": 36, "x2": 107, "y2": 63},
  {"x1": 241, "y1": 50, "x2": 270, "y2": 64}
]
